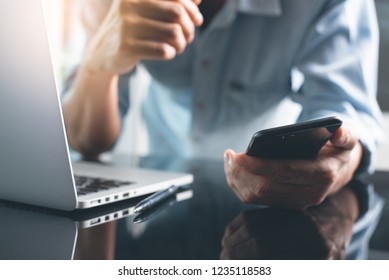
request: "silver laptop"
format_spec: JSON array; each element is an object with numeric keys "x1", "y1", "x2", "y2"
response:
[{"x1": 0, "y1": 0, "x2": 193, "y2": 211}]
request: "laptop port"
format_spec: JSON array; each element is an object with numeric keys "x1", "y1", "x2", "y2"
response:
[
  {"x1": 123, "y1": 193, "x2": 129, "y2": 198},
  {"x1": 90, "y1": 199, "x2": 101, "y2": 205},
  {"x1": 90, "y1": 218, "x2": 101, "y2": 225}
]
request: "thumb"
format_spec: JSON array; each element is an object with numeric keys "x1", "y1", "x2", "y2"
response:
[
  {"x1": 330, "y1": 125, "x2": 358, "y2": 150},
  {"x1": 224, "y1": 149, "x2": 236, "y2": 168}
]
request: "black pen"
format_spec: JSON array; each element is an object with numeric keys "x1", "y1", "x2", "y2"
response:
[
  {"x1": 133, "y1": 195, "x2": 177, "y2": 223},
  {"x1": 133, "y1": 185, "x2": 181, "y2": 213}
]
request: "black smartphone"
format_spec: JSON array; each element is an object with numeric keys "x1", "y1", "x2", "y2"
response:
[{"x1": 246, "y1": 116, "x2": 343, "y2": 159}]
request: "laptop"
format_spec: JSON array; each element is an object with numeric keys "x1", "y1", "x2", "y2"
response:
[{"x1": 0, "y1": 0, "x2": 193, "y2": 211}]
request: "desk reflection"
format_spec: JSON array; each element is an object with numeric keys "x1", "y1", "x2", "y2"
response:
[{"x1": 0, "y1": 156, "x2": 384, "y2": 260}]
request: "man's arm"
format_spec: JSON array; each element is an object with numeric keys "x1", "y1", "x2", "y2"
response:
[
  {"x1": 224, "y1": 0, "x2": 384, "y2": 209},
  {"x1": 291, "y1": 0, "x2": 386, "y2": 173},
  {"x1": 62, "y1": 0, "x2": 203, "y2": 157},
  {"x1": 62, "y1": 67, "x2": 120, "y2": 157}
]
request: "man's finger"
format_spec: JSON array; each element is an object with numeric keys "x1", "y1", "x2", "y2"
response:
[
  {"x1": 232, "y1": 153, "x2": 323, "y2": 186},
  {"x1": 224, "y1": 151, "x2": 322, "y2": 209},
  {"x1": 176, "y1": 0, "x2": 203, "y2": 26},
  {"x1": 126, "y1": 39, "x2": 177, "y2": 60},
  {"x1": 330, "y1": 125, "x2": 358, "y2": 150}
]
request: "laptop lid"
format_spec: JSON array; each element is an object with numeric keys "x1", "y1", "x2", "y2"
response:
[{"x1": 0, "y1": 0, "x2": 77, "y2": 210}]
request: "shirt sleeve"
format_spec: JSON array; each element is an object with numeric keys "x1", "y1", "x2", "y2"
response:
[
  {"x1": 117, "y1": 72, "x2": 131, "y2": 122},
  {"x1": 291, "y1": 0, "x2": 386, "y2": 174}
]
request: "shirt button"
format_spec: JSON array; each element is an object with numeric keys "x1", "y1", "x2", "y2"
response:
[
  {"x1": 230, "y1": 80, "x2": 245, "y2": 91},
  {"x1": 201, "y1": 60, "x2": 210, "y2": 68},
  {"x1": 195, "y1": 102, "x2": 205, "y2": 111},
  {"x1": 190, "y1": 165, "x2": 201, "y2": 174}
]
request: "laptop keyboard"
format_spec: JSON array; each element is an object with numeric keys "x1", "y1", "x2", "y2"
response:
[{"x1": 74, "y1": 175, "x2": 135, "y2": 196}]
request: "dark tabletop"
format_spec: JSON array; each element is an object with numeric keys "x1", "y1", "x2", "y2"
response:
[{"x1": 0, "y1": 155, "x2": 387, "y2": 260}]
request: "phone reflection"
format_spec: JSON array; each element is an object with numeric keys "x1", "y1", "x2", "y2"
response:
[{"x1": 220, "y1": 183, "x2": 383, "y2": 260}]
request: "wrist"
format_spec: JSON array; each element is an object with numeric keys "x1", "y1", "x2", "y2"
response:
[{"x1": 76, "y1": 63, "x2": 119, "y2": 98}]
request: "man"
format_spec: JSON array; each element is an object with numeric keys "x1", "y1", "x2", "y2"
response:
[{"x1": 62, "y1": 0, "x2": 385, "y2": 209}]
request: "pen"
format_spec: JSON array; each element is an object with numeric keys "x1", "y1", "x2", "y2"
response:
[
  {"x1": 133, "y1": 195, "x2": 177, "y2": 223},
  {"x1": 133, "y1": 185, "x2": 181, "y2": 213}
]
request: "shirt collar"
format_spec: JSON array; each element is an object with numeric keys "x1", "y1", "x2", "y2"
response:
[{"x1": 236, "y1": 0, "x2": 283, "y2": 16}]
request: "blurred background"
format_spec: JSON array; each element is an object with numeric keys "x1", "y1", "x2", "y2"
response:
[{"x1": 43, "y1": 0, "x2": 389, "y2": 171}]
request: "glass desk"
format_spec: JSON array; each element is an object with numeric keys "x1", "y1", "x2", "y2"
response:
[{"x1": 0, "y1": 156, "x2": 385, "y2": 260}]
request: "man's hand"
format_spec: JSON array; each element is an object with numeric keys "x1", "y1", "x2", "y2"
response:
[
  {"x1": 83, "y1": 0, "x2": 203, "y2": 75},
  {"x1": 224, "y1": 123, "x2": 363, "y2": 209}
]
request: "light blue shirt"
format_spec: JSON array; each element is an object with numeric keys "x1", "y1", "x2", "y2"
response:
[{"x1": 118, "y1": 0, "x2": 385, "y2": 170}]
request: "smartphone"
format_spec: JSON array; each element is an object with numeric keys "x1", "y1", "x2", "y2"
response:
[{"x1": 246, "y1": 116, "x2": 343, "y2": 159}]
